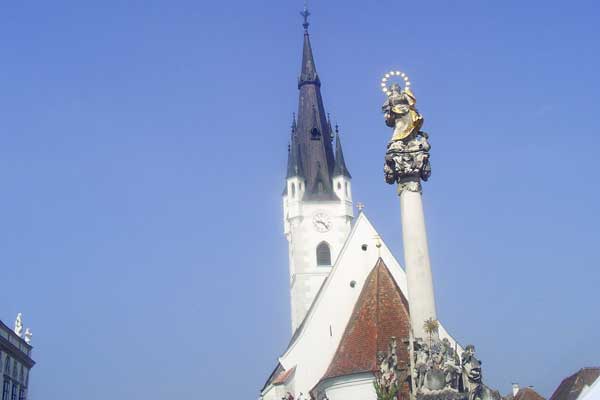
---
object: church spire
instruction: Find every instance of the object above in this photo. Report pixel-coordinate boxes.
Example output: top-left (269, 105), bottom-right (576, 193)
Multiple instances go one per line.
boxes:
top-left (298, 5), bottom-right (319, 87)
top-left (293, 6), bottom-right (336, 199)
top-left (333, 124), bottom-right (352, 178)
top-left (287, 114), bottom-right (304, 178)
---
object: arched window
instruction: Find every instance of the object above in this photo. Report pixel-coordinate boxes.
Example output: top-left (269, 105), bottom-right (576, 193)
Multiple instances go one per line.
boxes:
top-left (291, 183), bottom-right (296, 198)
top-left (337, 182), bottom-right (342, 190)
top-left (345, 182), bottom-right (349, 196)
top-left (316, 242), bottom-right (332, 266)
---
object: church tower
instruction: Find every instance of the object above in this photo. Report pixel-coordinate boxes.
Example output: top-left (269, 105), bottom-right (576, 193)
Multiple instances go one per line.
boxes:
top-left (282, 8), bottom-right (354, 333)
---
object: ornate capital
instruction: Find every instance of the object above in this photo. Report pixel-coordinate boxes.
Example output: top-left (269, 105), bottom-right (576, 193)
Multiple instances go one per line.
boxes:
top-left (384, 131), bottom-right (431, 194)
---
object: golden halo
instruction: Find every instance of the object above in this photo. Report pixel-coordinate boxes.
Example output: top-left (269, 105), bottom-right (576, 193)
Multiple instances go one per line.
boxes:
top-left (380, 70), bottom-right (411, 96)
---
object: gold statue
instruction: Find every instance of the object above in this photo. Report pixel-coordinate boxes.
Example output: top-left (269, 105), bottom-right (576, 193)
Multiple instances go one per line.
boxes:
top-left (382, 83), bottom-right (424, 142)
top-left (381, 72), bottom-right (431, 191)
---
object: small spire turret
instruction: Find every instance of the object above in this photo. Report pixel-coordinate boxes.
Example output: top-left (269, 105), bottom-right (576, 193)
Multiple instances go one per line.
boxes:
top-left (287, 114), bottom-right (304, 179)
top-left (333, 125), bottom-right (352, 178)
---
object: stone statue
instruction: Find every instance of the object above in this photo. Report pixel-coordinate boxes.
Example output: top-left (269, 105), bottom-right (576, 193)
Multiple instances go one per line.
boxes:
top-left (378, 351), bottom-right (390, 378)
top-left (414, 338), bottom-right (429, 390)
top-left (442, 338), bottom-right (461, 390)
top-left (14, 313), bottom-right (23, 337)
top-left (382, 80), bottom-right (431, 193)
top-left (461, 345), bottom-right (482, 400)
top-left (375, 337), bottom-right (409, 400)
top-left (24, 328), bottom-right (32, 345)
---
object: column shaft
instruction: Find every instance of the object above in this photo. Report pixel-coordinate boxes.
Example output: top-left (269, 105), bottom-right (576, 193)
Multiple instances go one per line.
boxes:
top-left (400, 189), bottom-right (437, 339)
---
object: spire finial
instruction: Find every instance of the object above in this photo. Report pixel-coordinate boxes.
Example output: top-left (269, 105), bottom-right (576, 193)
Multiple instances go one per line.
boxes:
top-left (300, 1), bottom-right (310, 31)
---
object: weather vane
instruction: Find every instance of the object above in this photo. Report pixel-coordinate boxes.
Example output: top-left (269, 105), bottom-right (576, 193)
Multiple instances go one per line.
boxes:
top-left (300, 1), bottom-right (310, 30)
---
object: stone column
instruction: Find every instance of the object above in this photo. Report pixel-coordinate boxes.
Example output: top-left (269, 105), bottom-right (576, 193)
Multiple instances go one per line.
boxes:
top-left (400, 187), bottom-right (437, 339)
top-left (381, 81), bottom-right (437, 340)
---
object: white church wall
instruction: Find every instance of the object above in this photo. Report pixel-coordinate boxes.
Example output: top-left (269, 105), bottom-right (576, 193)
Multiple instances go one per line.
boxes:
top-left (318, 373), bottom-right (377, 400)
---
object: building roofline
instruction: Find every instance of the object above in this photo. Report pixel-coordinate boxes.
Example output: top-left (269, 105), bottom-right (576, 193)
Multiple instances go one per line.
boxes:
top-left (0, 319), bottom-right (32, 351)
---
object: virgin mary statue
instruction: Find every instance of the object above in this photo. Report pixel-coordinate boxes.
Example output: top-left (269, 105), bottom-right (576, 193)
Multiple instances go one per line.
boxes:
top-left (382, 83), bottom-right (424, 142)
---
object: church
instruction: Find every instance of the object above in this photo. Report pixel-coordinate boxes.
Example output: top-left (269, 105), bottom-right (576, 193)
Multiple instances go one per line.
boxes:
top-left (258, 7), bottom-right (600, 400)
top-left (259, 9), bottom-right (462, 400)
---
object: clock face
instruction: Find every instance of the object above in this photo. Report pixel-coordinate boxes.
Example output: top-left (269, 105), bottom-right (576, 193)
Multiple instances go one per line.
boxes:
top-left (313, 212), bottom-right (332, 233)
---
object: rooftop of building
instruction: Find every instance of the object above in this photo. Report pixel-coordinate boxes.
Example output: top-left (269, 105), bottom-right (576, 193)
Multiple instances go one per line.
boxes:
top-left (549, 367), bottom-right (600, 400)
top-left (314, 258), bottom-right (411, 395)
top-left (0, 320), bottom-right (35, 368)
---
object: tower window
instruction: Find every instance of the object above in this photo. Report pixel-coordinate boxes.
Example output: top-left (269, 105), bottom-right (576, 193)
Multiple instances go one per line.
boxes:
top-left (337, 182), bottom-right (341, 190)
top-left (311, 127), bottom-right (321, 140)
top-left (345, 182), bottom-right (349, 196)
top-left (316, 242), bottom-right (332, 266)
top-left (291, 183), bottom-right (296, 198)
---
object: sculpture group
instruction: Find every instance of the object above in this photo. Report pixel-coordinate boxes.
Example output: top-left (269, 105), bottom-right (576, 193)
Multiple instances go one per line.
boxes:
top-left (13, 313), bottom-right (33, 345)
top-left (382, 79), bottom-right (431, 193)
top-left (375, 336), bottom-right (499, 400)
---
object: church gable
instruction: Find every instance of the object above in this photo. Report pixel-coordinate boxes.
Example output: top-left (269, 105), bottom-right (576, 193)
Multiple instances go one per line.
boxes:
top-left (276, 212), bottom-right (410, 394)
top-left (319, 259), bottom-right (411, 383)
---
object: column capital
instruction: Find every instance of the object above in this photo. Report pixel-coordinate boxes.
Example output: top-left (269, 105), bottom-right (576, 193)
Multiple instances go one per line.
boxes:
top-left (384, 132), bottom-right (431, 194)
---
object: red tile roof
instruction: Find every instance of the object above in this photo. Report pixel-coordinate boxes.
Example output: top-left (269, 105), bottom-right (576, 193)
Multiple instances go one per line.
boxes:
top-left (549, 367), bottom-right (600, 400)
top-left (273, 366), bottom-right (296, 386)
top-left (514, 387), bottom-right (545, 400)
top-left (318, 258), bottom-right (411, 386)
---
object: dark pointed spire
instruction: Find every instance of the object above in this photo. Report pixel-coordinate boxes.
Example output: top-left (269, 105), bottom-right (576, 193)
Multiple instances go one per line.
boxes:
top-left (333, 124), bottom-right (352, 178)
top-left (291, 7), bottom-right (337, 200)
top-left (287, 113), bottom-right (304, 179)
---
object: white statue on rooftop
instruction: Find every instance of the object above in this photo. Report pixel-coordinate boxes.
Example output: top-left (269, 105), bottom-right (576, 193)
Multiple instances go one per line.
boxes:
top-left (24, 328), bottom-right (32, 344)
top-left (14, 313), bottom-right (23, 337)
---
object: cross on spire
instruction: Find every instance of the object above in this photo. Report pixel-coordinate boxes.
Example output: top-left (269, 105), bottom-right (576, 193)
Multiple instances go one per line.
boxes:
top-left (300, 2), bottom-right (310, 31)
top-left (356, 202), bottom-right (365, 212)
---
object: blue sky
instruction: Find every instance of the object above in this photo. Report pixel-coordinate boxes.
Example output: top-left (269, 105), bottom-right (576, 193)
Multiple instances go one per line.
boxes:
top-left (1, 1), bottom-right (599, 398)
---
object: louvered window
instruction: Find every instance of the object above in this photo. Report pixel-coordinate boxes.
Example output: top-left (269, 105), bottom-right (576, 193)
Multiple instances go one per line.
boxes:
top-left (316, 242), bottom-right (331, 266)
